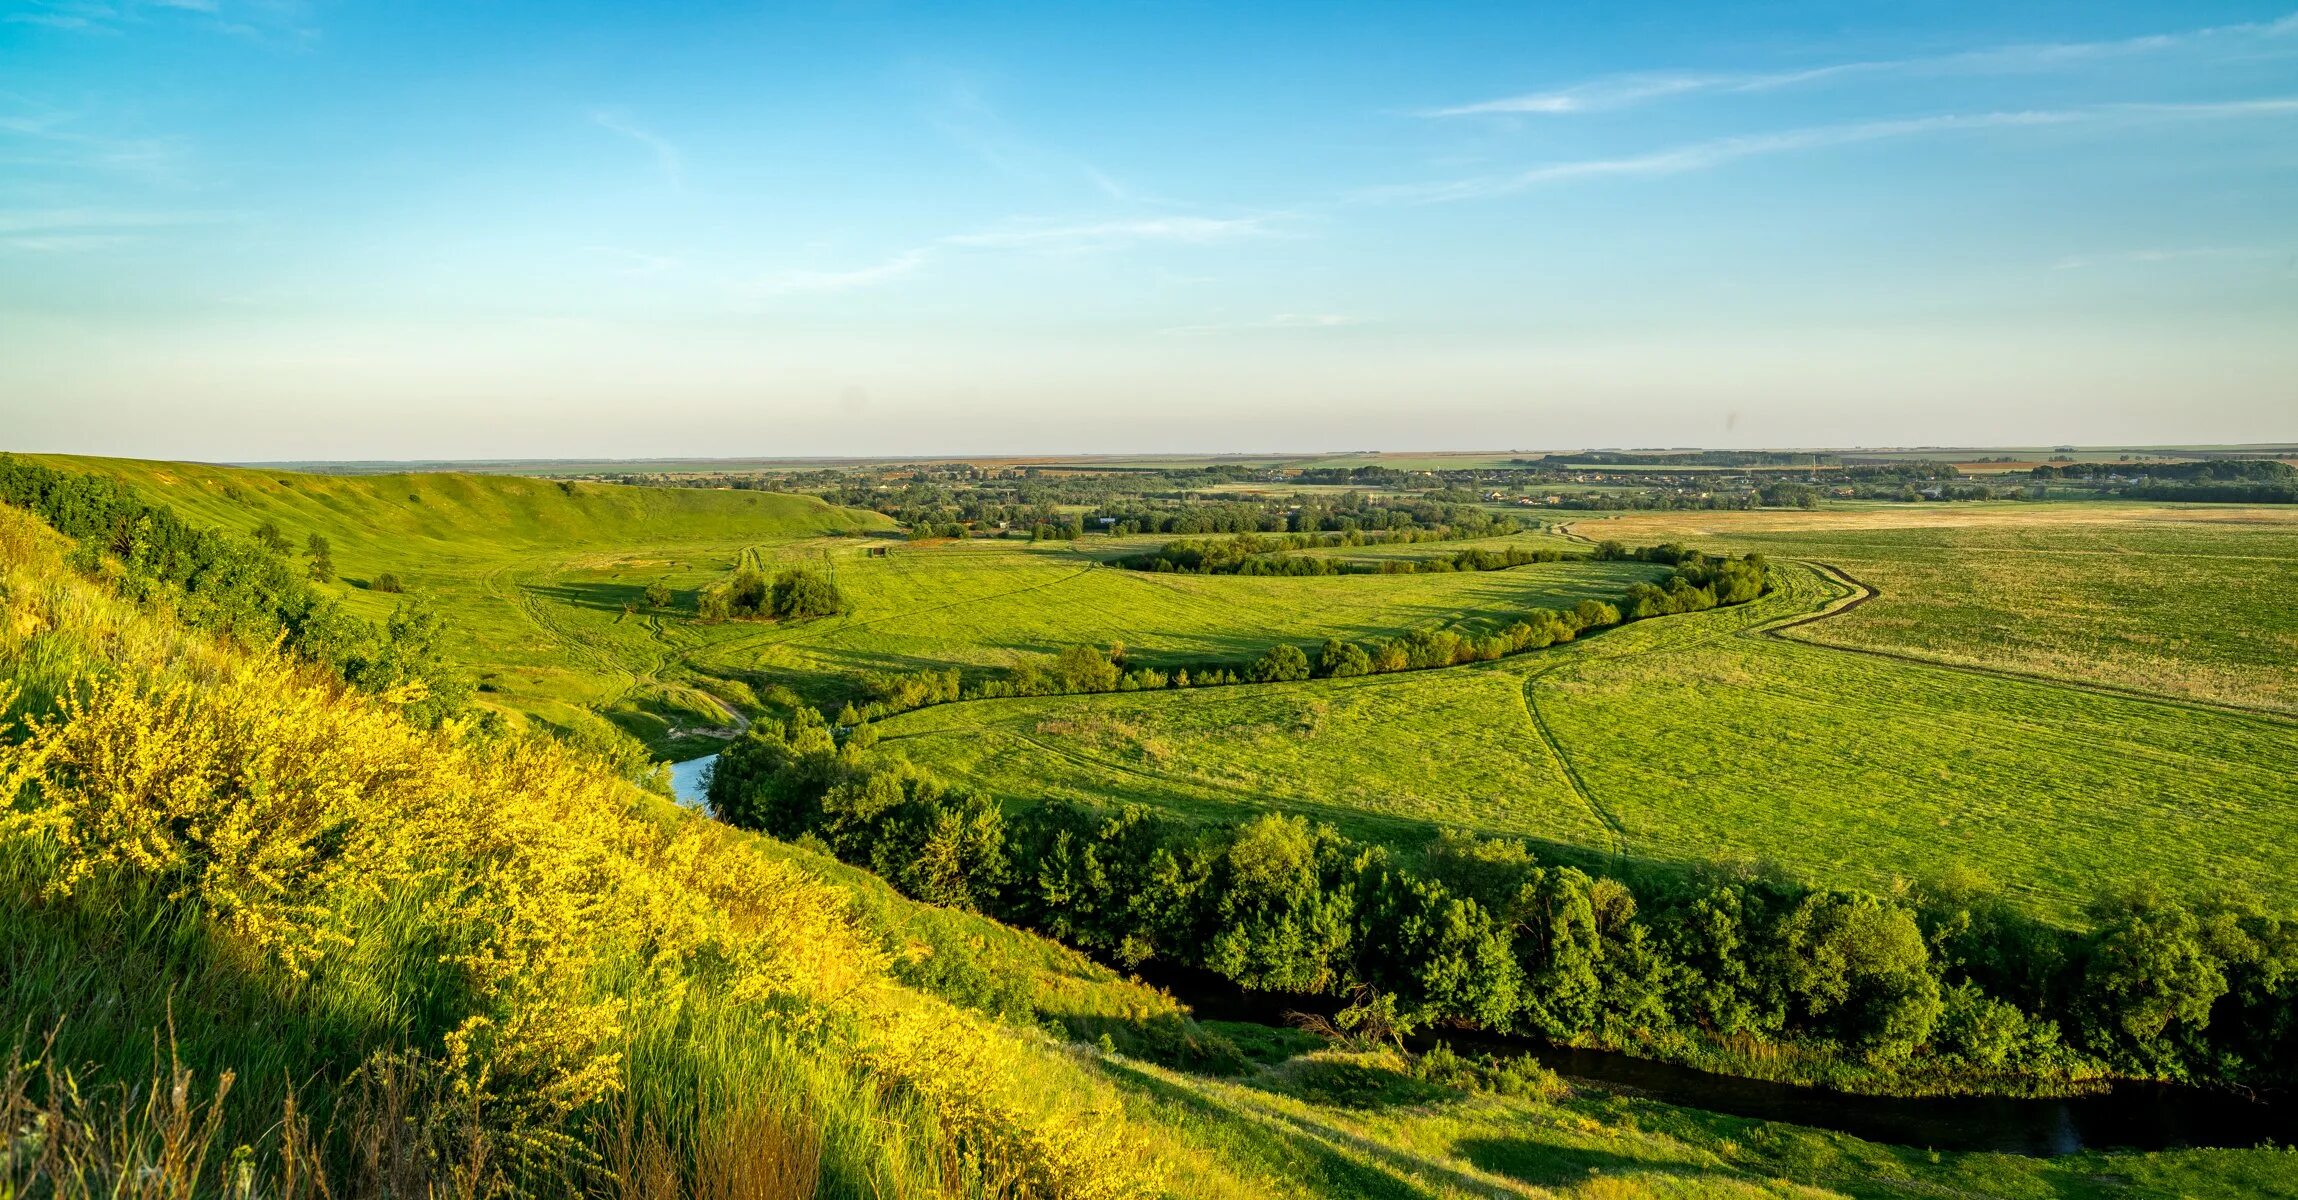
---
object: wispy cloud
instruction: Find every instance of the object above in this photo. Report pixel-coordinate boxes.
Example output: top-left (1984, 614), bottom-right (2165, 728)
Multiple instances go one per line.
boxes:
top-left (751, 214), bottom-right (1283, 298)
top-left (1160, 313), bottom-right (1365, 336)
top-left (4, 0), bottom-right (315, 44)
top-left (3, 2), bottom-right (124, 31)
top-left (583, 245), bottom-right (682, 275)
top-left (2050, 245), bottom-right (2281, 270)
top-left (1428, 11), bottom-right (2298, 117)
top-left (753, 249), bottom-right (932, 296)
top-left (0, 207), bottom-right (223, 252)
top-left (0, 110), bottom-right (188, 179)
top-left (944, 216), bottom-right (1277, 251)
top-left (1372, 97), bottom-right (2298, 203)
top-left (589, 109), bottom-right (684, 189)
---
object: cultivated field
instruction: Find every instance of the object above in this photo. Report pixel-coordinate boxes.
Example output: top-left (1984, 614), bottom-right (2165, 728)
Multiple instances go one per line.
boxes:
top-left (1567, 502), bottom-right (2298, 713)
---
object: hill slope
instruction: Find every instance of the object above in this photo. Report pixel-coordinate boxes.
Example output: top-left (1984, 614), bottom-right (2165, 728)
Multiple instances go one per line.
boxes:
top-left (28, 454), bottom-right (895, 554)
top-left (4, 497), bottom-right (2293, 1197)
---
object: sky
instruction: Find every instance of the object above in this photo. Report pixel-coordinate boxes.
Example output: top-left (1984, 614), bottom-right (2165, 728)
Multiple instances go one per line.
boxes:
top-left (2, 0), bottom-right (2294, 460)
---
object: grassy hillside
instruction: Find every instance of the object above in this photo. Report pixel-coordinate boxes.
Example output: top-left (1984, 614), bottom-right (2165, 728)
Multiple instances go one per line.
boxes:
top-left (1570, 502), bottom-right (2298, 713)
top-left (28, 454), bottom-right (894, 554)
top-left (681, 538), bottom-right (1659, 681)
top-left (5, 498), bottom-right (2291, 1198)
top-left (879, 560), bottom-right (2298, 924)
top-left (31, 456), bottom-right (1664, 756)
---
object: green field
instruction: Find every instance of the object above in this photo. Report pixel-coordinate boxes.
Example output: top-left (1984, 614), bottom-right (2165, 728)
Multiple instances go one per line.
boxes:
top-left (1574, 503), bottom-right (2298, 713)
top-left (14, 454), bottom-right (2298, 1190)
top-left (47, 456), bottom-right (2298, 923)
top-left (877, 559), bottom-right (2298, 924)
top-left (37, 456), bottom-right (1659, 751)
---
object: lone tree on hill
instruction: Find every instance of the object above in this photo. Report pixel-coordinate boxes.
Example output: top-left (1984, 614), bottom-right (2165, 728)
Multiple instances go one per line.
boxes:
top-left (305, 532), bottom-right (335, 582)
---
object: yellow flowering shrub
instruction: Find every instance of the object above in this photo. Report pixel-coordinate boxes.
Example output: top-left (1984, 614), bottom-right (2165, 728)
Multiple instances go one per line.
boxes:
top-left (0, 504), bottom-right (1166, 1198)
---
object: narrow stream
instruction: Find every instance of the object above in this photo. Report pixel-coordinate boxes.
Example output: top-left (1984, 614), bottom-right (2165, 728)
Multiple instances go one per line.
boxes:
top-left (1146, 965), bottom-right (2296, 1157)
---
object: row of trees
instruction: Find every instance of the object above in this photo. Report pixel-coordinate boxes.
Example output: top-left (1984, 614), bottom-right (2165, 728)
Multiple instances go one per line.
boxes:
top-left (826, 551), bottom-right (1763, 723)
top-left (1119, 533), bottom-right (1571, 576)
top-left (705, 527), bottom-right (2298, 1088)
top-left (709, 724), bottom-right (2298, 1092)
top-left (0, 456), bottom-right (467, 725)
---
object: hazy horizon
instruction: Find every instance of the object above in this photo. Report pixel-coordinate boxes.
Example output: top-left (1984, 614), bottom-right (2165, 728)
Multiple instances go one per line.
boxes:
top-left (5, 0), bottom-right (2294, 459)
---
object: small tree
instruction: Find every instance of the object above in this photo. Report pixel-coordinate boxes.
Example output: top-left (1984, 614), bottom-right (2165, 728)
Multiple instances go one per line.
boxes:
top-left (305, 532), bottom-right (334, 582)
top-left (643, 581), bottom-right (673, 609)
top-left (1248, 642), bottom-right (1312, 683)
top-left (770, 568), bottom-right (843, 620)
top-left (252, 521), bottom-right (291, 555)
top-left (370, 572), bottom-right (405, 593)
top-left (1317, 638), bottom-right (1371, 678)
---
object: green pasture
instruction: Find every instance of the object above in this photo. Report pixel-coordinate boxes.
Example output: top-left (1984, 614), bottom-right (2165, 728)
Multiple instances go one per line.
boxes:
top-left (37, 456), bottom-right (1660, 751)
top-left (1574, 503), bottom-right (2298, 713)
top-left (878, 562), bottom-right (2298, 924)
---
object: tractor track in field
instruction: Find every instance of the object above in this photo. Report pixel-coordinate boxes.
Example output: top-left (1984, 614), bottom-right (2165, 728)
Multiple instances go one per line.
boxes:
top-left (1755, 560), bottom-right (2297, 727)
top-left (1513, 666), bottom-right (1623, 856)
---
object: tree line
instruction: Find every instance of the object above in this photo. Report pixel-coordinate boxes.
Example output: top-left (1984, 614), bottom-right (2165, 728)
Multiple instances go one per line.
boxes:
top-left (0, 456), bottom-right (467, 725)
top-left (709, 720), bottom-right (2298, 1095)
top-left (1117, 531), bottom-right (1571, 576)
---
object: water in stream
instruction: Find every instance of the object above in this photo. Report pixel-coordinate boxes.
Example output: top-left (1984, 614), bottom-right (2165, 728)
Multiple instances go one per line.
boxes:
top-left (670, 753), bottom-right (716, 808)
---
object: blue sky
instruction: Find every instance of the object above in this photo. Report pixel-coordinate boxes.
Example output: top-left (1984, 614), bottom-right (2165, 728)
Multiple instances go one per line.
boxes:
top-left (2, 0), bottom-right (2294, 459)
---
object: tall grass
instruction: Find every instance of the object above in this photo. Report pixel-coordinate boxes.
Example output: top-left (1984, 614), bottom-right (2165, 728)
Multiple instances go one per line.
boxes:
top-left (0, 505), bottom-right (1178, 1198)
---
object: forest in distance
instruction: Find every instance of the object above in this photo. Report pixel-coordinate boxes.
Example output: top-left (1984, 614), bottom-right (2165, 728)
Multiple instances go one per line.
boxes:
top-left (2, 446), bottom-right (2295, 1199)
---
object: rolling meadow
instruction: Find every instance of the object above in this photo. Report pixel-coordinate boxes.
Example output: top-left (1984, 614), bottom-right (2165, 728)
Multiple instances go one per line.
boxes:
top-left (7, 452), bottom-right (2298, 1196)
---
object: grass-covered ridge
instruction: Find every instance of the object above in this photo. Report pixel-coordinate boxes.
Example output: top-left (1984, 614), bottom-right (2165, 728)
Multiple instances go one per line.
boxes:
top-left (0, 502), bottom-right (1245, 1197)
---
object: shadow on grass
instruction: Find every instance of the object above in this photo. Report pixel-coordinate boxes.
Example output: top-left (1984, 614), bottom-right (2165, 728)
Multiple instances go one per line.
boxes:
top-left (1086, 1056), bottom-right (1444, 1200)
top-left (1455, 1138), bottom-right (1714, 1188)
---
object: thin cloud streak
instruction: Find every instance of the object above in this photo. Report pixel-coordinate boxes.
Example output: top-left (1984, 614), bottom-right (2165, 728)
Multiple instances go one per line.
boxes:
top-left (1428, 10), bottom-right (2298, 116)
top-left (753, 249), bottom-right (930, 296)
top-left (750, 214), bottom-right (1283, 297)
top-left (1159, 313), bottom-right (1364, 336)
top-left (2051, 245), bottom-right (2279, 270)
top-left (943, 216), bottom-right (1276, 250)
top-left (1372, 97), bottom-right (2298, 203)
top-left (589, 109), bottom-right (684, 189)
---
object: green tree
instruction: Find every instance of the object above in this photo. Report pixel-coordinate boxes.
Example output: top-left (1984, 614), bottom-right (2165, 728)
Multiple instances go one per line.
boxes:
top-left (1248, 642), bottom-right (1311, 682)
top-left (1780, 892), bottom-right (1943, 1061)
top-left (643, 580), bottom-right (673, 609)
top-left (2080, 887), bottom-right (2228, 1070)
top-left (1052, 645), bottom-right (1120, 692)
top-left (1317, 638), bottom-right (1372, 678)
top-left (251, 521), bottom-right (291, 555)
top-left (304, 532), bottom-right (334, 582)
top-left (770, 567), bottom-right (843, 619)
top-left (1206, 814), bottom-right (1353, 992)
